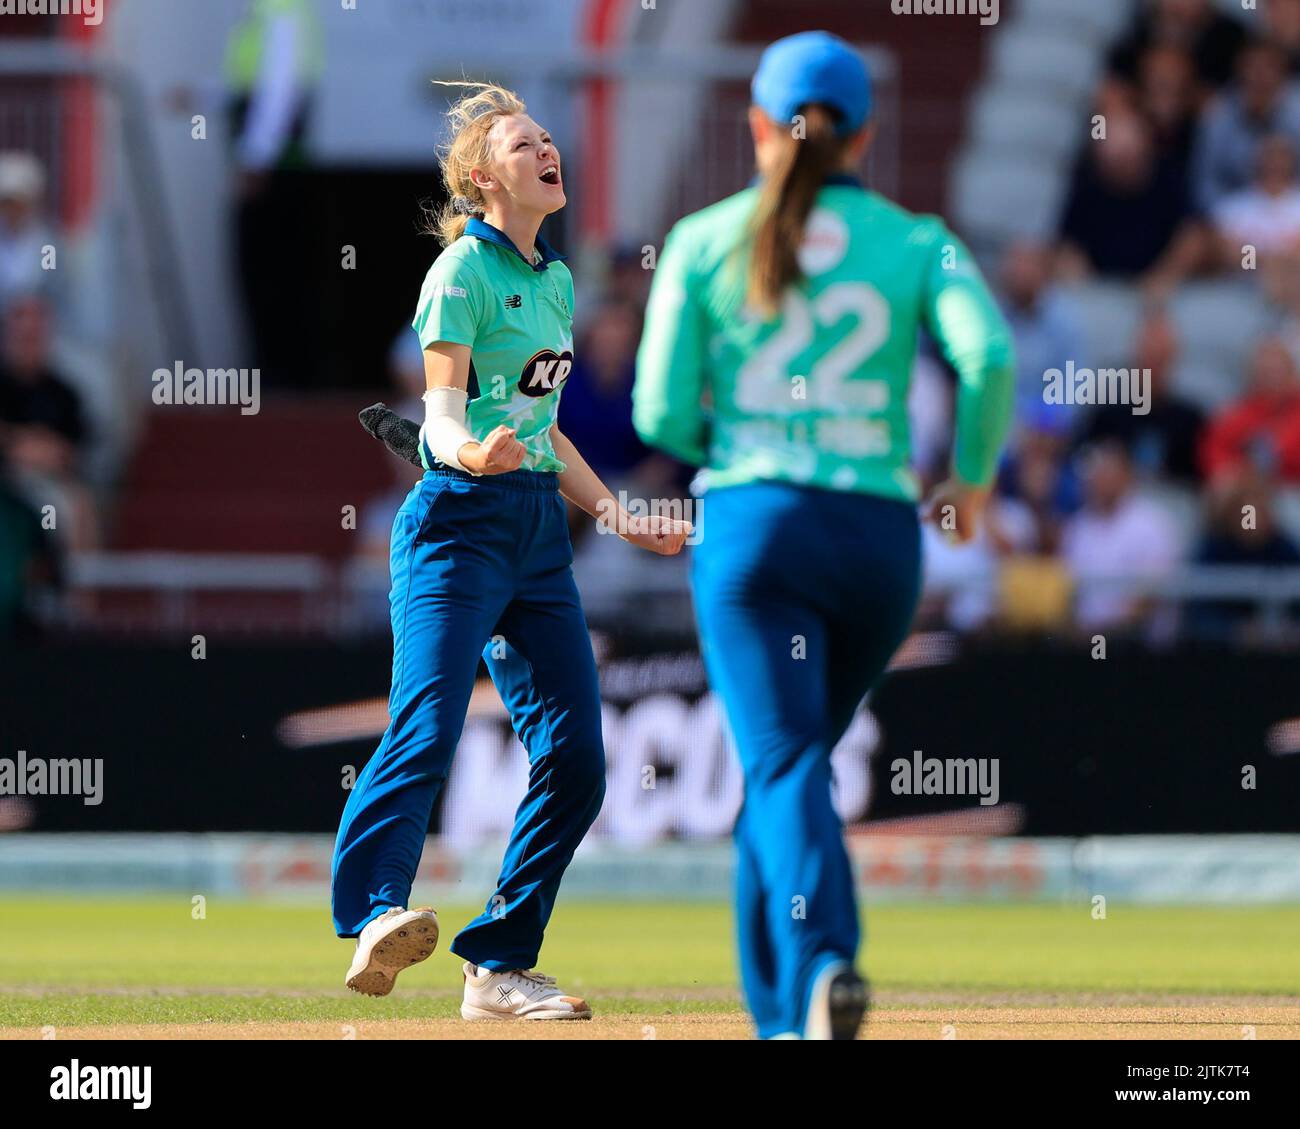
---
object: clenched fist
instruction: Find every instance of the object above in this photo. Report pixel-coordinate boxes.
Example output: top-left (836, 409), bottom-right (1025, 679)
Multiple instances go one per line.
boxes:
top-left (619, 513), bottom-right (694, 556)
top-left (460, 425), bottom-right (527, 476)
top-left (923, 478), bottom-right (990, 545)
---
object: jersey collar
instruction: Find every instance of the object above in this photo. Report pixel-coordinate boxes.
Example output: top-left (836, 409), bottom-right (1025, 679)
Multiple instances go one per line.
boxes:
top-left (465, 217), bottom-right (566, 272)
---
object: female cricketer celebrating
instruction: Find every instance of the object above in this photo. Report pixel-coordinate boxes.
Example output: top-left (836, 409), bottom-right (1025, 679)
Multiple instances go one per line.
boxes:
top-left (333, 82), bottom-right (689, 1020)
top-left (633, 32), bottom-right (1015, 1039)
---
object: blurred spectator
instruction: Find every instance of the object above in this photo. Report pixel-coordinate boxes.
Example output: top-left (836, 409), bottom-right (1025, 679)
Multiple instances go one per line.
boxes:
top-left (1187, 468), bottom-right (1300, 639)
top-left (1079, 306), bottom-right (1204, 484)
top-left (1264, 0), bottom-right (1300, 75)
top-left (1211, 134), bottom-right (1300, 281)
top-left (1135, 45), bottom-right (1202, 180)
top-left (1201, 337), bottom-right (1300, 481)
top-left (351, 329), bottom-right (425, 624)
top-left (0, 295), bottom-right (84, 463)
top-left (999, 428), bottom-right (1081, 556)
top-left (226, 0), bottom-right (321, 180)
top-left (1107, 0), bottom-right (1247, 94)
top-left (387, 326), bottom-right (426, 420)
top-left (1273, 261), bottom-right (1300, 362)
top-left (998, 240), bottom-right (1086, 431)
top-left (359, 328), bottom-right (428, 542)
top-left (921, 496), bottom-right (1037, 631)
top-left (603, 244), bottom-right (655, 308)
top-left (1193, 38), bottom-right (1300, 212)
top-left (1057, 111), bottom-right (1206, 291)
top-left (0, 152), bottom-right (54, 317)
top-left (0, 462), bottom-right (58, 643)
top-left (0, 294), bottom-right (96, 551)
top-left (226, 0), bottom-right (323, 386)
top-left (560, 296), bottom-right (672, 488)
top-left (1062, 440), bottom-right (1182, 629)
top-left (560, 296), bottom-right (691, 607)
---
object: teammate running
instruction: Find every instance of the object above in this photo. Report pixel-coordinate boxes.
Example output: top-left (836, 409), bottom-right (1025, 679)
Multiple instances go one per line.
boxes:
top-left (632, 32), bottom-right (1015, 1039)
top-left (333, 82), bottom-right (690, 1021)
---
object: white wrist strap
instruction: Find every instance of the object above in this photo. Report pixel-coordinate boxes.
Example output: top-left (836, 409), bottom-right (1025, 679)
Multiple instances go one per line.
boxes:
top-left (421, 386), bottom-right (479, 474)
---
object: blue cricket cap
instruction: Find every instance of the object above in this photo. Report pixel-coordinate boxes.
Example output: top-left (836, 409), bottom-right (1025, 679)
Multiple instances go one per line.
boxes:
top-left (752, 31), bottom-right (872, 137)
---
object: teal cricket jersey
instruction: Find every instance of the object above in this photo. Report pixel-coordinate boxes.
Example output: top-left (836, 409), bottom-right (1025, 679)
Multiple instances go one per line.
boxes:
top-left (632, 177), bottom-right (1015, 501)
top-left (412, 218), bottom-right (576, 474)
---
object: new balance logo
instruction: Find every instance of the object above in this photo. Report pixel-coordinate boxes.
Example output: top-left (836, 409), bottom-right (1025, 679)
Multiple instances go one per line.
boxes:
top-left (504, 294), bottom-right (522, 309)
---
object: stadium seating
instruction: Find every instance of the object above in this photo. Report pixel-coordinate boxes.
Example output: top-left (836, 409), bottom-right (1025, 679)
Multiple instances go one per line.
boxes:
top-left (111, 400), bottom-right (395, 558)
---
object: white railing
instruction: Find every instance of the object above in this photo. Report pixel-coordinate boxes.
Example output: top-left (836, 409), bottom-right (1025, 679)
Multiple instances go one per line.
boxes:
top-left (45, 550), bottom-right (1300, 641)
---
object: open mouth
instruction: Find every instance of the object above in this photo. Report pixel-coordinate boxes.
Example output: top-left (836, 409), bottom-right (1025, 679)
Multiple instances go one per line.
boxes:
top-left (539, 165), bottom-right (561, 187)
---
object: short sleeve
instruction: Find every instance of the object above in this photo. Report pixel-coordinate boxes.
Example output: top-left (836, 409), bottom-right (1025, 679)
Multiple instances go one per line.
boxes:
top-left (412, 252), bottom-right (485, 350)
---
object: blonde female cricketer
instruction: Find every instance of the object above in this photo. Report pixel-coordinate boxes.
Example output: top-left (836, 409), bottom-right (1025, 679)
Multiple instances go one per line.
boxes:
top-left (633, 32), bottom-right (1016, 1039)
top-left (332, 83), bottom-right (690, 1021)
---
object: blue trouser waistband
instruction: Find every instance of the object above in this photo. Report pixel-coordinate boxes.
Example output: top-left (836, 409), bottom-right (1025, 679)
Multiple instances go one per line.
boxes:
top-left (426, 466), bottom-right (559, 493)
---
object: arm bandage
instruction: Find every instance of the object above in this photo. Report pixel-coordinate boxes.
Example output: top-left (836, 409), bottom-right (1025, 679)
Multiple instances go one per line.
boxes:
top-left (421, 386), bottom-right (479, 474)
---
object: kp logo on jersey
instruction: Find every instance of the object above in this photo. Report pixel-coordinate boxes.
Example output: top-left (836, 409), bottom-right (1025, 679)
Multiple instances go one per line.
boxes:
top-left (519, 348), bottom-right (574, 397)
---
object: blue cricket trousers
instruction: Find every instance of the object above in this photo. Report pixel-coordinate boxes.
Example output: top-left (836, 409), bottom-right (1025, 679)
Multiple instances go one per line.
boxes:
top-left (691, 481), bottom-right (921, 1038)
top-left (331, 466), bottom-right (606, 971)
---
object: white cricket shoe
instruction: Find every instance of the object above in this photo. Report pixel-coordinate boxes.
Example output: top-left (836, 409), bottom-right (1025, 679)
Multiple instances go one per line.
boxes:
top-left (460, 962), bottom-right (592, 1021)
top-left (345, 907), bottom-right (439, 997)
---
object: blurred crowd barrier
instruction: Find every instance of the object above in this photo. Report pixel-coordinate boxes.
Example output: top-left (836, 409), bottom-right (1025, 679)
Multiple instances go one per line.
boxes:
top-left (36, 540), bottom-right (1300, 646)
top-left (2, 832), bottom-right (1298, 904)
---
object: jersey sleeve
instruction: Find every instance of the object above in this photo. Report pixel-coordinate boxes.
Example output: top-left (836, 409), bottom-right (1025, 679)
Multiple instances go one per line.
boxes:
top-left (633, 223), bottom-right (710, 465)
top-left (920, 224), bottom-right (1016, 487)
top-left (412, 251), bottom-right (486, 350)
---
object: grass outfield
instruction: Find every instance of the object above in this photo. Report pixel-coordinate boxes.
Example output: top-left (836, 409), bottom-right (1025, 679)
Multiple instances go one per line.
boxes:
top-left (0, 898), bottom-right (1297, 1038)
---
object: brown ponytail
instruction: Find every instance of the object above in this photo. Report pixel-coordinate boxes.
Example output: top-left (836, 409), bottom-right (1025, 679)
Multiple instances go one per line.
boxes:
top-left (746, 105), bottom-right (846, 315)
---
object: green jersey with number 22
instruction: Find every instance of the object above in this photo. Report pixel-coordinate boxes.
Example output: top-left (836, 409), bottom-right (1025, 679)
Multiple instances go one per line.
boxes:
top-left (633, 180), bottom-right (1015, 502)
